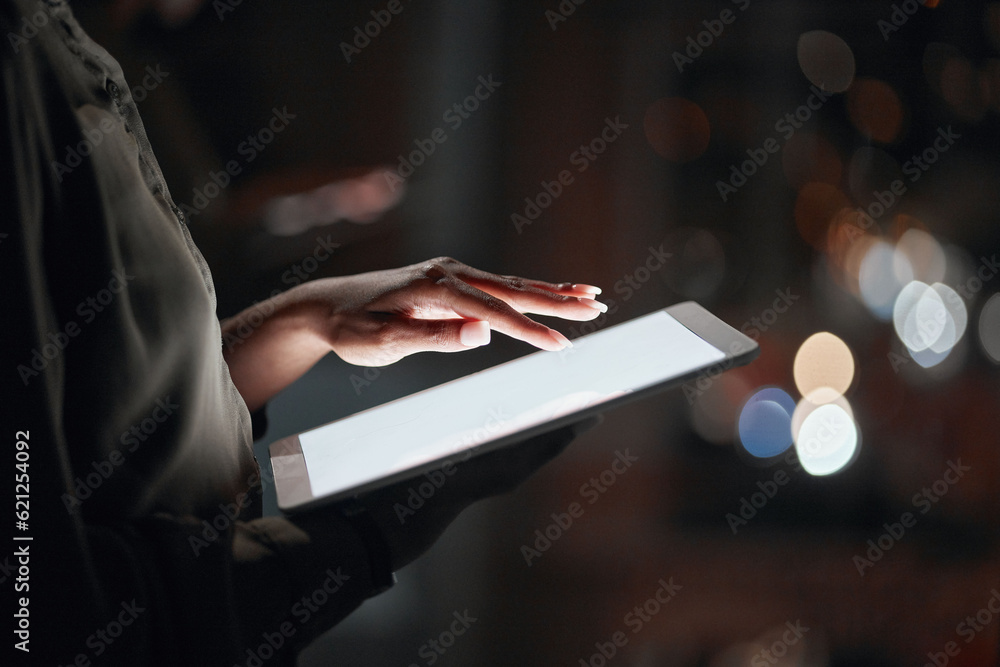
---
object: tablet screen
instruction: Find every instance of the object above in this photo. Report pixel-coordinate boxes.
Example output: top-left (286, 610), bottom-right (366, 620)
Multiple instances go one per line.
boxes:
top-left (297, 310), bottom-right (726, 500)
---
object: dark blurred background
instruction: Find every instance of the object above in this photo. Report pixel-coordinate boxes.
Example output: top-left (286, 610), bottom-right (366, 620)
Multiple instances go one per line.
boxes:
top-left (75, 0), bottom-right (1000, 664)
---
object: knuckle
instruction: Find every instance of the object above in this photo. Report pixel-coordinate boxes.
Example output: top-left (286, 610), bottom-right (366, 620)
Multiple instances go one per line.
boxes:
top-left (422, 256), bottom-right (459, 281)
top-left (503, 276), bottom-right (526, 291)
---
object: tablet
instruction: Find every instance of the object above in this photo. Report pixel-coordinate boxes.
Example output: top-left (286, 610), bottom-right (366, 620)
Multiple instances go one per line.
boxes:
top-left (270, 301), bottom-right (758, 512)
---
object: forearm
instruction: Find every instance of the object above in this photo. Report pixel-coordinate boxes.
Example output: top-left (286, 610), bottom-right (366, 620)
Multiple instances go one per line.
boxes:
top-left (222, 286), bottom-right (333, 412)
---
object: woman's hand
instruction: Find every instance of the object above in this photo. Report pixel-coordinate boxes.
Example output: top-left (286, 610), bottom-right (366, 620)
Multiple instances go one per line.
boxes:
top-left (293, 256), bottom-right (606, 366)
top-left (222, 257), bottom-right (606, 411)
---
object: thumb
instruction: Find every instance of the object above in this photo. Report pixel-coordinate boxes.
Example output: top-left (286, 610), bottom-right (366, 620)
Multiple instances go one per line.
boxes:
top-left (390, 318), bottom-right (492, 355)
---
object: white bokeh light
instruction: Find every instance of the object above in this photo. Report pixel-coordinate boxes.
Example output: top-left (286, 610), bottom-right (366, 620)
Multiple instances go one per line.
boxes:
top-left (979, 293), bottom-right (1000, 363)
top-left (892, 281), bottom-right (968, 366)
top-left (896, 228), bottom-right (946, 284)
top-left (860, 240), bottom-right (912, 320)
top-left (793, 402), bottom-right (859, 476)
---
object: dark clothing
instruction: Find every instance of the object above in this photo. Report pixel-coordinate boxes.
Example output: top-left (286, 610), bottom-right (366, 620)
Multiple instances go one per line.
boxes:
top-left (1, 1), bottom-right (379, 663)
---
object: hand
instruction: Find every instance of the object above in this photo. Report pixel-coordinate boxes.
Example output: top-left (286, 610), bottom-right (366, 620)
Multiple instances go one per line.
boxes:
top-left (288, 256), bottom-right (607, 366)
top-left (223, 257), bottom-right (605, 411)
top-left (351, 417), bottom-right (601, 572)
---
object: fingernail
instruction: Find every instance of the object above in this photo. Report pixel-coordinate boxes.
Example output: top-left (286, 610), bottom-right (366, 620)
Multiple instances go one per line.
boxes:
top-left (573, 284), bottom-right (602, 295)
top-left (550, 330), bottom-right (573, 349)
top-left (580, 299), bottom-right (609, 313)
top-left (460, 320), bottom-right (491, 347)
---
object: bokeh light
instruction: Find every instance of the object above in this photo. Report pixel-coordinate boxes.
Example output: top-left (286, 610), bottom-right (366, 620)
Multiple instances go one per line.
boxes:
top-left (797, 31), bottom-right (856, 93)
top-left (738, 388), bottom-right (796, 458)
top-left (941, 52), bottom-right (988, 121)
top-left (892, 281), bottom-right (969, 366)
top-left (847, 78), bottom-right (905, 144)
top-left (859, 240), bottom-right (912, 320)
top-left (978, 293), bottom-right (1000, 363)
top-left (895, 227), bottom-right (947, 284)
top-left (795, 182), bottom-right (850, 249)
top-left (793, 332), bottom-right (855, 404)
top-left (662, 227), bottom-right (726, 298)
top-left (924, 43), bottom-right (987, 121)
top-left (836, 221), bottom-right (878, 296)
top-left (793, 401), bottom-right (860, 476)
top-left (643, 97), bottom-right (711, 163)
top-left (791, 392), bottom-right (855, 442)
top-left (263, 171), bottom-right (405, 236)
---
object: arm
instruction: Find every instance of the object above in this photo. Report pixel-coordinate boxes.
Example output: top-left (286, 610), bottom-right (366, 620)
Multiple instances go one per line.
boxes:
top-left (222, 257), bottom-right (607, 412)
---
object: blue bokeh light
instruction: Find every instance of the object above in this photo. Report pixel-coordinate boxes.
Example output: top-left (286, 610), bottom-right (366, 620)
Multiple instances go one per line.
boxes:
top-left (738, 388), bottom-right (795, 458)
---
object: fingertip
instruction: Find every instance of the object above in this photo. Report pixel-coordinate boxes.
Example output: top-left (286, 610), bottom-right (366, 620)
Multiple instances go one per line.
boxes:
top-left (572, 284), bottom-right (603, 295)
top-left (460, 320), bottom-right (491, 347)
top-left (579, 298), bottom-right (609, 313)
top-left (549, 330), bottom-right (573, 349)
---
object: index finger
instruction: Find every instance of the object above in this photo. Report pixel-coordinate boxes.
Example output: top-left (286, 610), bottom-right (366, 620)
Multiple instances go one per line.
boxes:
top-left (431, 277), bottom-right (574, 351)
top-left (454, 268), bottom-right (607, 320)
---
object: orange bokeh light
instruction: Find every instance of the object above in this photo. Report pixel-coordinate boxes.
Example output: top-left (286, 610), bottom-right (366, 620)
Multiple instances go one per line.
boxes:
top-left (643, 97), bottom-right (711, 163)
top-left (847, 78), bottom-right (905, 144)
top-left (794, 182), bottom-right (850, 250)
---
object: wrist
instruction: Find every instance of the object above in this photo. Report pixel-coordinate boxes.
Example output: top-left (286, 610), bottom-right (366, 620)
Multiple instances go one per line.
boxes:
top-left (278, 279), bottom-right (344, 348)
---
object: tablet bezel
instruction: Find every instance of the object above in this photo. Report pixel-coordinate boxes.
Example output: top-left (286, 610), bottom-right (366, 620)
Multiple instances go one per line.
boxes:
top-left (269, 301), bottom-right (758, 512)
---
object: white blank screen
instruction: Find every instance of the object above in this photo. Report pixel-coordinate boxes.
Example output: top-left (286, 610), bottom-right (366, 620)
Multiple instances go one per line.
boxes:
top-left (299, 311), bottom-right (725, 499)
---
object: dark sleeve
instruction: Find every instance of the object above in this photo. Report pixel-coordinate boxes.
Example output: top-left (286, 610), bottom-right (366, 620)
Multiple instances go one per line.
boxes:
top-left (251, 406), bottom-right (270, 441)
top-left (0, 4), bottom-right (383, 664)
